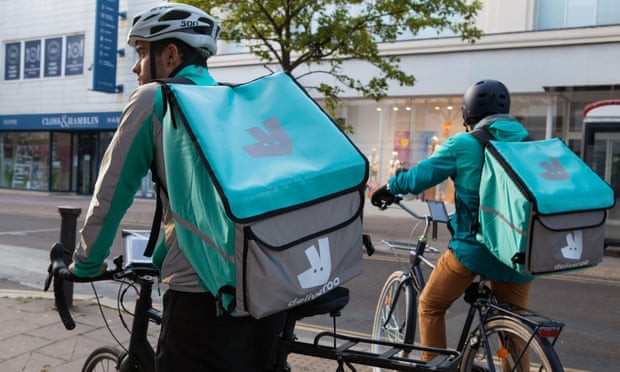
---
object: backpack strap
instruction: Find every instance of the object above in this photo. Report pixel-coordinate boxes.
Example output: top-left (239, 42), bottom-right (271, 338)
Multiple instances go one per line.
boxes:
top-left (469, 127), bottom-right (496, 234)
top-left (470, 126), bottom-right (496, 145)
top-left (469, 126), bottom-right (532, 235)
top-left (471, 126), bottom-right (534, 144)
top-left (143, 78), bottom-right (196, 257)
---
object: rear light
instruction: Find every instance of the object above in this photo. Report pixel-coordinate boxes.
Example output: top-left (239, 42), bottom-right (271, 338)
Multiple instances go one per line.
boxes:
top-left (537, 327), bottom-right (561, 339)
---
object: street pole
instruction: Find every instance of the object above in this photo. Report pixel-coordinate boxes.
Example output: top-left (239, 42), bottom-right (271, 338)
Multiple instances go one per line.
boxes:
top-left (58, 206), bottom-right (81, 307)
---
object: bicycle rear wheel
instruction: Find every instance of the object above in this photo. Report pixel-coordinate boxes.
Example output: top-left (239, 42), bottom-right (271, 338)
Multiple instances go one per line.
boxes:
top-left (371, 270), bottom-right (416, 370)
top-left (460, 316), bottom-right (564, 372)
top-left (82, 346), bottom-right (122, 372)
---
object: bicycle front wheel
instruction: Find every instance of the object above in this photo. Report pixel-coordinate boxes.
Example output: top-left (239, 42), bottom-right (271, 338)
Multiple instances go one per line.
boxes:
top-left (82, 346), bottom-right (122, 372)
top-left (372, 271), bottom-right (416, 355)
top-left (460, 316), bottom-right (564, 372)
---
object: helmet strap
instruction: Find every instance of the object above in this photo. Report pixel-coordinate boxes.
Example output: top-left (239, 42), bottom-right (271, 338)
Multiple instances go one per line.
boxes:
top-left (149, 43), bottom-right (158, 81)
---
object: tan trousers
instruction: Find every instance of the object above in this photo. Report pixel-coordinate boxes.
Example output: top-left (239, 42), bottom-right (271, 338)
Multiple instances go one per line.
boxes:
top-left (418, 249), bottom-right (533, 363)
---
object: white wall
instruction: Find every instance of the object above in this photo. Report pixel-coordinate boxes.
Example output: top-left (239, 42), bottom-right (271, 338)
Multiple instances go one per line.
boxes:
top-left (0, 0), bottom-right (154, 115)
top-left (2, 1), bottom-right (619, 117)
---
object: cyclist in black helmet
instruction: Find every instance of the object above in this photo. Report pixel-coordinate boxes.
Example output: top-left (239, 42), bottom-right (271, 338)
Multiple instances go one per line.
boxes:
top-left (371, 79), bottom-right (534, 363)
top-left (70, 4), bottom-right (284, 371)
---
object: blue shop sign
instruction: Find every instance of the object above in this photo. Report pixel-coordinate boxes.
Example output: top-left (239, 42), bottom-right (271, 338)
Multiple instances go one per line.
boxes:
top-left (0, 112), bottom-right (121, 131)
top-left (92, 0), bottom-right (120, 93)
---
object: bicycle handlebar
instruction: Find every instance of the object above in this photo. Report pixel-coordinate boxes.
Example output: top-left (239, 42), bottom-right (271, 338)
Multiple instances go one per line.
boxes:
top-left (44, 242), bottom-right (121, 330)
top-left (392, 196), bottom-right (429, 220)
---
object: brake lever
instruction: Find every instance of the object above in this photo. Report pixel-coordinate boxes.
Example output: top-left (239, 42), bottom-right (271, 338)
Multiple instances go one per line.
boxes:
top-left (43, 263), bottom-right (53, 292)
top-left (44, 242), bottom-right (66, 292)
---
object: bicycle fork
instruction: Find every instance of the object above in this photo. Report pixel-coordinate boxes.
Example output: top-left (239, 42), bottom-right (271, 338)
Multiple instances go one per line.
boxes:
top-left (381, 275), bottom-right (417, 345)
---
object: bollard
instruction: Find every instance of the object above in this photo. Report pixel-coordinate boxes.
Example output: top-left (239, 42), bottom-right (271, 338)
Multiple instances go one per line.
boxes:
top-left (58, 206), bottom-right (82, 308)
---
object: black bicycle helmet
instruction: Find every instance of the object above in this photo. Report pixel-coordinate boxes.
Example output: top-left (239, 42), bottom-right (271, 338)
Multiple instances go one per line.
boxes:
top-left (461, 80), bottom-right (510, 127)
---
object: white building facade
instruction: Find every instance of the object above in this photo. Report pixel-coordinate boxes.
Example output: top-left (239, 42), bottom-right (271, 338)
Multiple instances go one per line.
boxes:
top-left (1, 0), bottom-right (619, 196)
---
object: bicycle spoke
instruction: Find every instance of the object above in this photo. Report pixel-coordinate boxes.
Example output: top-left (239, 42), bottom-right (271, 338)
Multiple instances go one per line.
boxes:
top-left (461, 317), bottom-right (563, 372)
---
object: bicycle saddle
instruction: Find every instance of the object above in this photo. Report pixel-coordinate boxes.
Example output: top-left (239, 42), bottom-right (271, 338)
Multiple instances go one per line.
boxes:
top-left (288, 287), bottom-right (349, 321)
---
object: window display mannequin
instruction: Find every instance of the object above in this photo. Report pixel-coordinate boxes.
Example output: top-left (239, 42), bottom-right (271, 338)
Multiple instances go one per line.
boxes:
top-left (368, 147), bottom-right (378, 182)
top-left (388, 151), bottom-right (402, 178)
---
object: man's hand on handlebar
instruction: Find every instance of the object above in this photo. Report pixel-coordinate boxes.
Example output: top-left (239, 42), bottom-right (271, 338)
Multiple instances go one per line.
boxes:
top-left (371, 184), bottom-right (396, 210)
top-left (68, 262), bottom-right (108, 277)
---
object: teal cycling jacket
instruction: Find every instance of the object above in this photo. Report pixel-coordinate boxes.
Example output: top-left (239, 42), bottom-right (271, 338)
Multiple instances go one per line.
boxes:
top-left (388, 114), bottom-right (534, 283)
top-left (73, 65), bottom-right (217, 292)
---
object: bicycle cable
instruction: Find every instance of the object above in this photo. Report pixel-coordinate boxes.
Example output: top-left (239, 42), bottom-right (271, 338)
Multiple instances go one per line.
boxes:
top-left (388, 218), bottom-right (423, 273)
top-left (116, 279), bottom-right (139, 332)
top-left (89, 281), bottom-right (129, 353)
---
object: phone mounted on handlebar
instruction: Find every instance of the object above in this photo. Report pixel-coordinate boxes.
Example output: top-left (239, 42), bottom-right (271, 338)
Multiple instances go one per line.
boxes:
top-left (426, 199), bottom-right (450, 223)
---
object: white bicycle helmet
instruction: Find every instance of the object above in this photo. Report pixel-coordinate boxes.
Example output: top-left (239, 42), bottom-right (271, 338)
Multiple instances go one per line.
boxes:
top-left (128, 3), bottom-right (220, 57)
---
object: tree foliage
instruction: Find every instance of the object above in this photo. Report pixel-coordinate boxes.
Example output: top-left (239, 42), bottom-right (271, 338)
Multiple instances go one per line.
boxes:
top-left (180, 0), bottom-right (482, 114)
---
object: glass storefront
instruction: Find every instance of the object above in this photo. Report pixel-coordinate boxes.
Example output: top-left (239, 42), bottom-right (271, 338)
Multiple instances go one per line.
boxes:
top-left (1, 130), bottom-right (124, 194)
top-left (50, 132), bottom-right (72, 191)
top-left (1, 89), bottom-right (617, 199)
top-left (343, 90), bottom-right (616, 202)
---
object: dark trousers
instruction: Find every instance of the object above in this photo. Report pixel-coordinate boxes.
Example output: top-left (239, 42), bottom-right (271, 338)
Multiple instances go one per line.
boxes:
top-left (156, 289), bottom-right (286, 372)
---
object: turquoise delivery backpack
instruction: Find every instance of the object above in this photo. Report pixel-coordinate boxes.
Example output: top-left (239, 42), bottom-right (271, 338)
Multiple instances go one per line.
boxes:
top-left (157, 72), bottom-right (367, 318)
top-left (473, 129), bottom-right (615, 275)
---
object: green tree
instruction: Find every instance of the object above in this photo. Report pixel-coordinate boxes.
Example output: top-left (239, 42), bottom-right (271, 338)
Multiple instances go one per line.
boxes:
top-left (181, 0), bottom-right (482, 116)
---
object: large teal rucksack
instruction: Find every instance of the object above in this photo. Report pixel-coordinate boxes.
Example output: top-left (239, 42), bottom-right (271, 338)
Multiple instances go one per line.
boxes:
top-left (472, 128), bottom-right (615, 275)
top-left (154, 72), bottom-right (367, 318)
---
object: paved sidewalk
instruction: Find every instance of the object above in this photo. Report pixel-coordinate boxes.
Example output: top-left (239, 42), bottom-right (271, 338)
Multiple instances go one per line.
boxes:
top-left (0, 287), bottom-right (374, 372)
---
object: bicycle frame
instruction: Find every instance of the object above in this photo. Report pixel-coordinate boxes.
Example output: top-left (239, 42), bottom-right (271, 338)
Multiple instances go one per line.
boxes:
top-left (273, 286), bottom-right (462, 372)
top-left (121, 274), bottom-right (161, 371)
top-left (378, 200), bottom-right (439, 344)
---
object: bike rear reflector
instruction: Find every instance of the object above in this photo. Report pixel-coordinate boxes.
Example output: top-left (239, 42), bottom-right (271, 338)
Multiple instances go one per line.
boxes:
top-left (537, 327), bottom-right (561, 339)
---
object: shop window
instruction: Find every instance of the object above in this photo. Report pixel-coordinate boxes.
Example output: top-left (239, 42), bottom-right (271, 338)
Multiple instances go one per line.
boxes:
top-left (1, 133), bottom-right (14, 187)
top-left (0, 132), bottom-right (49, 190)
top-left (535, 0), bottom-right (620, 30)
top-left (51, 132), bottom-right (72, 191)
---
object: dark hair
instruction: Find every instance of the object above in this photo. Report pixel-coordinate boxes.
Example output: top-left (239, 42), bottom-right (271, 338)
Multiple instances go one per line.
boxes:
top-left (151, 38), bottom-right (207, 67)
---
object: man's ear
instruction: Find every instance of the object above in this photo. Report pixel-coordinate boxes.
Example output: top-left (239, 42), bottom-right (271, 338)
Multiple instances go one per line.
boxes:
top-left (165, 43), bottom-right (182, 67)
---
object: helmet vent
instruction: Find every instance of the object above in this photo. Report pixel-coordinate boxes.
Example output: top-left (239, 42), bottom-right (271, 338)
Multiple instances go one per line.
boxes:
top-left (142, 14), bottom-right (159, 23)
top-left (151, 25), bottom-right (169, 34)
top-left (194, 26), bottom-right (213, 35)
top-left (160, 10), bottom-right (191, 21)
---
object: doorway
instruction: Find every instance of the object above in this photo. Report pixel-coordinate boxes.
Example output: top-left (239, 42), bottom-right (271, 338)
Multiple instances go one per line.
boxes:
top-left (75, 133), bottom-right (97, 194)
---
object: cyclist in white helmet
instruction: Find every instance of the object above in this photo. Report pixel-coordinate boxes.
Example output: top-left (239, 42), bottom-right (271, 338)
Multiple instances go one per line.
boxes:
top-left (70, 4), bottom-right (285, 371)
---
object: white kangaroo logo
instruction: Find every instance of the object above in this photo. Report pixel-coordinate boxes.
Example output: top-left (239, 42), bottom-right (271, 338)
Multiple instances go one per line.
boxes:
top-left (297, 238), bottom-right (332, 289)
top-left (561, 230), bottom-right (583, 260)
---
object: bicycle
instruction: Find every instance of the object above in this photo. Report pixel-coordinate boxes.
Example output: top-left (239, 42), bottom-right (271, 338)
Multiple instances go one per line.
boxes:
top-left (44, 239), bottom-right (162, 372)
top-left (45, 205), bottom-right (562, 372)
top-left (45, 236), bottom-right (462, 371)
top-left (371, 197), bottom-right (565, 371)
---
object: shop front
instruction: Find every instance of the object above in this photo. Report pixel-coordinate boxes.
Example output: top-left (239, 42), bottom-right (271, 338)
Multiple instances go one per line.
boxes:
top-left (344, 88), bottom-right (619, 203)
top-left (0, 111), bottom-right (119, 194)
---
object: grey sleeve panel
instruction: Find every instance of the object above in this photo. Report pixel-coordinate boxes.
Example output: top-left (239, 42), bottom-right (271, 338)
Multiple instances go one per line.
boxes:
top-left (73, 84), bottom-right (159, 276)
